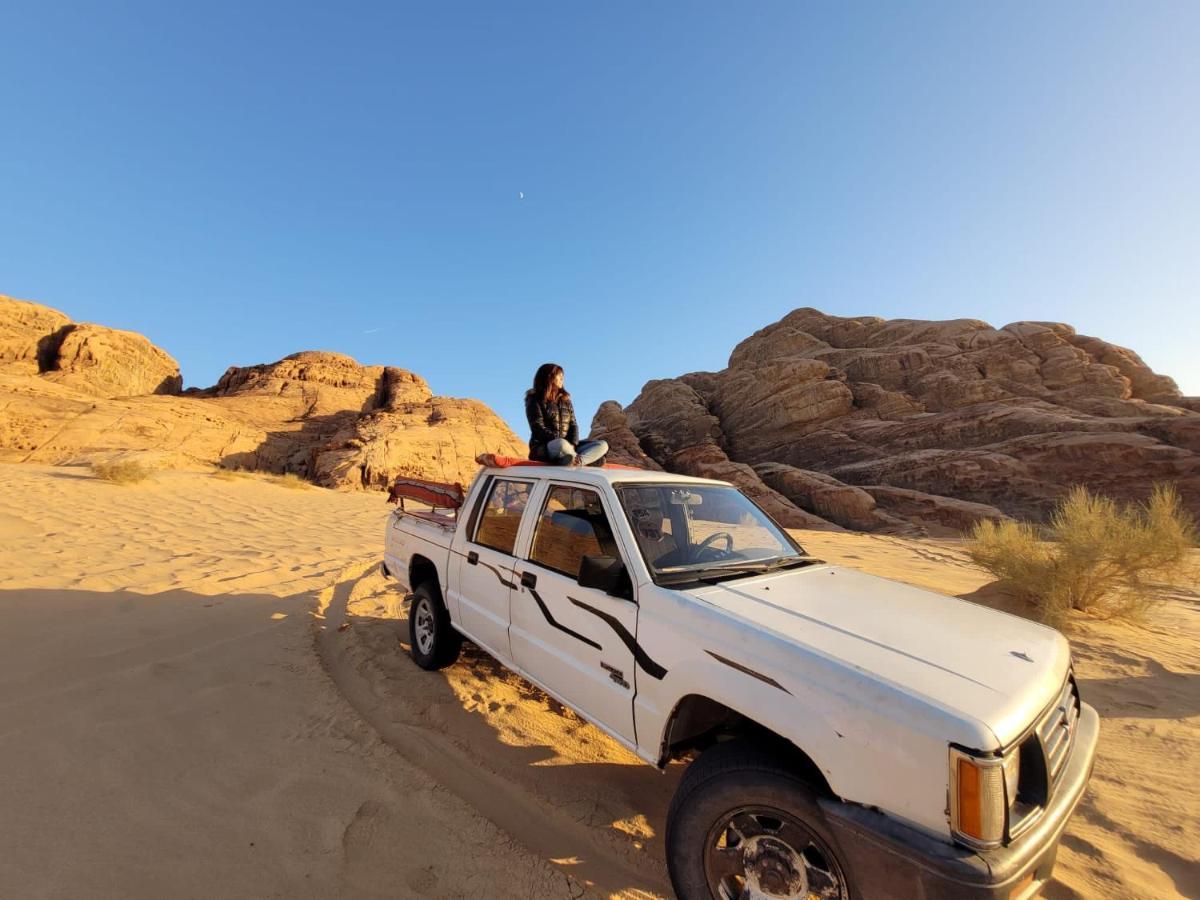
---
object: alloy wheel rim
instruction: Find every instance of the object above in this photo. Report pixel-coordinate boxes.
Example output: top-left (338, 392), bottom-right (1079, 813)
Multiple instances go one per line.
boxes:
top-left (414, 597), bottom-right (435, 654)
top-left (703, 806), bottom-right (848, 900)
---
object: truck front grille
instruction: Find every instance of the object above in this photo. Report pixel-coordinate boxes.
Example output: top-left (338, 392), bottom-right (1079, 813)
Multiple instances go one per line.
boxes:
top-left (1037, 674), bottom-right (1080, 788)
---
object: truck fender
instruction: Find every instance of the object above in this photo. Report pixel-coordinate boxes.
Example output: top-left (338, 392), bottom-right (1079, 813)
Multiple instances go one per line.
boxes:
top-left (651, 657), bottom-right (846, 797)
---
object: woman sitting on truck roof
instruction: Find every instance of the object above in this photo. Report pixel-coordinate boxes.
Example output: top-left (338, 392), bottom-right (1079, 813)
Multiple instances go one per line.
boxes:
top-left (525, 363), bottom-right (608, 467)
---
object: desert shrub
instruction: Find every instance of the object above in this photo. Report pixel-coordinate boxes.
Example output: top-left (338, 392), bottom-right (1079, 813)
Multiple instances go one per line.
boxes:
top-left (90, 459), bottom-right (154, 484)
top-left (265, 472), bottom-right (309, 490)
top-left (968, 485), bottom-right (1196, 628)
top-left (212, 467), bottom-right (309, 489)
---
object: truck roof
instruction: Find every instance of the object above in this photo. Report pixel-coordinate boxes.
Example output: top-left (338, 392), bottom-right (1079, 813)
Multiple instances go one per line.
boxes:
top-left (476, 465), bottom-right (729, 489)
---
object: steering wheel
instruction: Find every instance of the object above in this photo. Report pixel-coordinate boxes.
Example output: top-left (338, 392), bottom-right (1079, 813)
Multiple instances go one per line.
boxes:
top-left (694, 530), bottom-right (734, 562)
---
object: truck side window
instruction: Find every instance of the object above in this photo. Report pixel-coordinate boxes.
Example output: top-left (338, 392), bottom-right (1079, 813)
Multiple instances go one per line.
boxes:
top-left (529, 485), bottom-right (620, 578)
top-left (473, 479), bottom-right (532, 555)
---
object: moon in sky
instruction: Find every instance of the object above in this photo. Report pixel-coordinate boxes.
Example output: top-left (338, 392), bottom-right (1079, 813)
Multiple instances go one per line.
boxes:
top-left (518, 192), bottom-right (524, 200)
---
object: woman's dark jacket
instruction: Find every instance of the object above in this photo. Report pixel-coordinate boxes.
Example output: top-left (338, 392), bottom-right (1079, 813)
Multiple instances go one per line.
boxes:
top-left (525, 389), bottom-right (578, 461)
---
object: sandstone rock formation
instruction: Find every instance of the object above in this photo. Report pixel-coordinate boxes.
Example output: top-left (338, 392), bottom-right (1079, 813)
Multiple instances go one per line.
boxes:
top-left (0, 295), bottom-right (524, 490)
top-left (43, 323), bottom-right (183, 397)
top-left (592, 307), bottom-right (1200, 532)
top-left (588, 401), bottom-right (663, 472)
top-left (0, 296), bottom-right (71, 374)
top-left (752, 463), bottom-right (900, 532)
top-left (1, 295), bottom-right (180, 396)
top-left (590, 380), bottom-right (840, 530)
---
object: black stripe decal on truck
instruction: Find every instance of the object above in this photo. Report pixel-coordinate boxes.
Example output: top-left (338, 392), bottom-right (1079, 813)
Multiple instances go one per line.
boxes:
top-left (529, 589), bottom-right (602, 651)
top-left (450, 548), bottom-right (517, 589)
top-left (569, 597), bottom-right (668, 680)
top-left (479, 560), bottom-right (517, 590)
top-left (705, 650), bottom-right (791, 695)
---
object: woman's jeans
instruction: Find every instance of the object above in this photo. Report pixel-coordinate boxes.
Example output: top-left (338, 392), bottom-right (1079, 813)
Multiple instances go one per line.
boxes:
top-left (546, 438), bottom-right (609, 466)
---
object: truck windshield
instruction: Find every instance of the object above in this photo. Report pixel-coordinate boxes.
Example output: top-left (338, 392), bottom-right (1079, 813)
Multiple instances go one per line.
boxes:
top-left (616, 484), bottom-right (809, 584)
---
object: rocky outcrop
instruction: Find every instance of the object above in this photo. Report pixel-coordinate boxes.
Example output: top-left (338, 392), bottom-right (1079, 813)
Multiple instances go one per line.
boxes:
top-left (207, 352), bottom-right (431, 412)
top-left (618, 379), bottom-right (839, 530)
top-left (666, 445), bottom-right (840, 531)
top-left (0, 374), bottom-right (267, 469)
top-left (43, 323), bottom-right (183, 397)
top-left (753, 463), bottom-right (898, 532)
top-left (0, 295), bottom-right (71, 374)
top-left (311, 397), bottom-right (530, 491)
top-left (0, 296), bottom-right (525, 490)
top-left (591, 307), bottom-right (1200, 531)
top-left (1, 295), bottom-right (181, 396)
top-left (588, 401), bottom-right (662, 471)
top-left (751, 461), bottom-right (1012, 536)
top-left (859, 486), bottom-right (1010, 533)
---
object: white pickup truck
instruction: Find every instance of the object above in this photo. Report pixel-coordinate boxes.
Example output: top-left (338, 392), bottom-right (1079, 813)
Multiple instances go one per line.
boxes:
top-left (382, 463), bottom-right (1098, 900)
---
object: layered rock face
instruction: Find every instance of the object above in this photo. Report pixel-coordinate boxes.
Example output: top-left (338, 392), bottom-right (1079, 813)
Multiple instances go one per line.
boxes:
top-left (1, 295), bottom-right (181, 395)
top-left (0, 295), bottom-right (524, 489)
top-left (0, 296), bottom-right (71, 374)
top-left (593, 307), bottom-right (1200, 533)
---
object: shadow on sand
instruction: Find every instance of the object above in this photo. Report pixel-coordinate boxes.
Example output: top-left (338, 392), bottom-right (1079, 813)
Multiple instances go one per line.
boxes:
top-left (316, 564), bottom-right (679, 898)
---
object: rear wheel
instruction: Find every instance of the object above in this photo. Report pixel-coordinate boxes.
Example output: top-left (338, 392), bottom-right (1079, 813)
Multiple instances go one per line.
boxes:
top-left (407, 581), bottom-right (462, 670)
top-left (666, 741), bottom-right (854, 900)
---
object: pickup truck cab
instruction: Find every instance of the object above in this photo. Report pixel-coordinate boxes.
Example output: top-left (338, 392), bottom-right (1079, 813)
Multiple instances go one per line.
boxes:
top-left (382, 463), bottom-right (1098, 900)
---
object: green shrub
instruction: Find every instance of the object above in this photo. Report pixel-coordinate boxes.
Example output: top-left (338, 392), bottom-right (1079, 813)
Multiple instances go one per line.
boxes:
top-left (90, 459), bottom-right (154, 484)
top-left (967, 485), bottom-right (1195, 628)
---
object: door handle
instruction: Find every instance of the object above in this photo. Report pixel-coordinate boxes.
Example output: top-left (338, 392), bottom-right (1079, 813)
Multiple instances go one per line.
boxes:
top-left (520, 571), bottom-right (537, 589)
top-left (467, 551), bottom-right (479, 565)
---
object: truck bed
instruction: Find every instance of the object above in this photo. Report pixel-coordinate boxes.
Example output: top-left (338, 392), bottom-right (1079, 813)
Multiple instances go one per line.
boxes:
top-left (384, 505), bottom-right (456, 592)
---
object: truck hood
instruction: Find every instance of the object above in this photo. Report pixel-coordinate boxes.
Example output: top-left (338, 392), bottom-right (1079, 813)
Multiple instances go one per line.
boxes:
top-left (686, 564), bottom-right (1071, 747)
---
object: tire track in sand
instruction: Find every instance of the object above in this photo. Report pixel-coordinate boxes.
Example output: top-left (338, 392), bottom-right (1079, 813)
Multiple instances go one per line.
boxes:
top-left (313, 561), bottom-right (668, 899)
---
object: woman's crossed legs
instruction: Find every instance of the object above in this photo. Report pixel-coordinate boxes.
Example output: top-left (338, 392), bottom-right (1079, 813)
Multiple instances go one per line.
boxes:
top-left (546, 438), bottom-right (609, 467)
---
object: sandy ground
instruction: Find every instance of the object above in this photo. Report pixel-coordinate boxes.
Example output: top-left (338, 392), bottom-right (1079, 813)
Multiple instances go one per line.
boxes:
top-left (0, 463), bottom-right (1196, 899)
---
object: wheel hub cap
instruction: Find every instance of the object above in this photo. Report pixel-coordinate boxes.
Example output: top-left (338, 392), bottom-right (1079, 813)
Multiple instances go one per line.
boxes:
top-left (414, 599), bottom-right (434, 653)
top-left (704, 807), bottom-right (848, 900)
top-left (743, 835), bottom-right (806, 896)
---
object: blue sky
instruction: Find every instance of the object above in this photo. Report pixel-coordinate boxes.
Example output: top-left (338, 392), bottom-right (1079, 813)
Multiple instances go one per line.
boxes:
top-left (2, 1), bottom-right (1197, 435)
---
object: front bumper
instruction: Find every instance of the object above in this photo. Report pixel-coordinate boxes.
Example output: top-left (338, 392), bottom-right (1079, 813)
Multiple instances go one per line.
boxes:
top-left (821, 702), bottom-right (1100, 900)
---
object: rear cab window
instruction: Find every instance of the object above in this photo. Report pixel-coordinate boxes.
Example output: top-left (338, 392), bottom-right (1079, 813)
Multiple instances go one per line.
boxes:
top-left (472, 479), bottom-right (533, 555)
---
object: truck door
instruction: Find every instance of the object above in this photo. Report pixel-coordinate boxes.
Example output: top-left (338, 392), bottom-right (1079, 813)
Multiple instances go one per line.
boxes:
top-left (511, 482), bottom-right (637, 743)
top-left (456, 477), bottom-right (533, 660)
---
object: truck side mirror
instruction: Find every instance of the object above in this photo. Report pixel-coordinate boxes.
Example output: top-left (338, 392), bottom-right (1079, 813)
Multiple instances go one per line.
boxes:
top-left (578, 555), bottom-right (632, 599)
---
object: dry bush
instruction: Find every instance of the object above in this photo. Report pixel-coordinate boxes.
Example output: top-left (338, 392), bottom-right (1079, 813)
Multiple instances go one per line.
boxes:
top-left (265, 472), bottom-right (309, 490)
top-left (968, 485), bottom-right (1196, 628)
top-left (90, 459), bottom-right (154, 484)
top-left (212, 468), bottom-right (309, 489)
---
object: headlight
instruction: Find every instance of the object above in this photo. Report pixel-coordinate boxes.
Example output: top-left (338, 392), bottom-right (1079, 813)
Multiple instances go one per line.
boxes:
top-left (1002, 750), bottom-right (1020, 808)
top-left (949, 747), bottom-right (1017, 847)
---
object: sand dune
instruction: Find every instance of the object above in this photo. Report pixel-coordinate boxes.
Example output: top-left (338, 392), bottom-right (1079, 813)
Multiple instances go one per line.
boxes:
top-left (1, 463), bottom-right (1196, 898)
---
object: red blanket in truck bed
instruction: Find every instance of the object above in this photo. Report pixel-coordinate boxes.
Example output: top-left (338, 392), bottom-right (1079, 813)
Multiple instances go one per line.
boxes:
top-left (387, 478), bottom-right (465, 509)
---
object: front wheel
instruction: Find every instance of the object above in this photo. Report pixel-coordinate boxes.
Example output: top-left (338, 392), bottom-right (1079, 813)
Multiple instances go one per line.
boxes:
top-left (407, 581), bottom-right (462, 670)
top-left (666, 741), bottom-right (854, 900)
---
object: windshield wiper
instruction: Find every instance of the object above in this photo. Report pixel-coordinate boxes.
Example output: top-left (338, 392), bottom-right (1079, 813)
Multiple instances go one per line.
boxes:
top-left (657, 555), bottom-right (821, 586)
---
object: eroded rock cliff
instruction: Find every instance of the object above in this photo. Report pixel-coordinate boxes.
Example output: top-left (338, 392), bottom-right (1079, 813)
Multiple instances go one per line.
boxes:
top-left (0, 295), bottom-right (524, 489)
top-left (592, 307), bottom-right (1200, 533)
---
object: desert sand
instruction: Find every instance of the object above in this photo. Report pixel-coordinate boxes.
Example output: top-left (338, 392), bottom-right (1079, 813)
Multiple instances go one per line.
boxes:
top-left (1, 462), bottom-right (1196, 899)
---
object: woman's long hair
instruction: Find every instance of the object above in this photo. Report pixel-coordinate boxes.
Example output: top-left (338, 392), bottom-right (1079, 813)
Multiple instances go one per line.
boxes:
top-left (533, 363), bottom-right (567, 404)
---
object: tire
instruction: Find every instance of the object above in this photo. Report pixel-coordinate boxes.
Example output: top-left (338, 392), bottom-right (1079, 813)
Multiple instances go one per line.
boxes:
top-left (407, 581), bottom-right (462, 670)
top-left (666, 740), bottom-right (855, 900)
